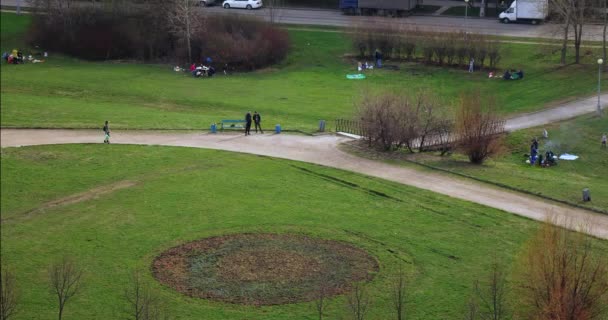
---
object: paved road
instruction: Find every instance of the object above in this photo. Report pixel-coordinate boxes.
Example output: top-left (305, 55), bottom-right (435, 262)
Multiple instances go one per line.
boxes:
top-left (505, 94), bottom-right (608, 131)
top-left (2, 128), bottom-right (607, 239)
top-left (2, 0), bottom-right (604, 41)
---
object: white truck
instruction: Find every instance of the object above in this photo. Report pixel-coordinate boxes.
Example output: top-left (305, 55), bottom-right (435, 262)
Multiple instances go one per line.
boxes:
top-left (498, 0), bottom-right (548, 25)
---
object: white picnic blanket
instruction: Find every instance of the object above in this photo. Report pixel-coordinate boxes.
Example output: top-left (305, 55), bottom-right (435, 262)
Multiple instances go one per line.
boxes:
top-left (558, 153), bottom-right (579, 160)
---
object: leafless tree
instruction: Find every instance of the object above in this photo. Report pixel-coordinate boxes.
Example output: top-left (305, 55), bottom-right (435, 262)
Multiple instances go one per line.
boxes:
top-left (125, 270), bottom-right (170, 320)
top-left (455, 92), bottom-right (505, 164)
top-left (346, 283), bottom-right (371, 320)
top-left (465, 295), bottom-right (478, 320)
top-left (1, 268), bottom-right (18, 320)
top-left (514, 219), bottom-right (608, 320)
top-left (549, 0), bottom-right (573, 64)
top-left (167, 0), bottom-right (204, 63)
top-left (314, 282), bottom-right (328, 320)
top-left (265, 0), bottom-right (284, 24)
top-left (49, 256), bottom-right (83, 320)
top-left (474, 259), bottom-right (508, 320)
top-left (414, 91), bottom-right (445, 153)
top-left (391, 266), bottom-right (407, 320)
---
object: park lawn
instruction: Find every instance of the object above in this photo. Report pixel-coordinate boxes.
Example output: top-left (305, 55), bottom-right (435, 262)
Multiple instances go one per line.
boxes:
top-left (2, 144), bottom-right (607, 320)
top-left (406, 115), bottom-right (608, 212)
top-left (0, 12), bottom-right (31, 52)
top-left (1, 12), bottom-right (607, 131)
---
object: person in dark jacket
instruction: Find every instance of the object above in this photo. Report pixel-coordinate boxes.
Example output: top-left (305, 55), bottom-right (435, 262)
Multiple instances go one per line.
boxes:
top-left (245, 111), bottom-right (252, 136)
top-left (374, 49), bottom-right (383, 68)
top-left (253, 111), bottom-right (263, 134)
top-left (103, 120), bottom-right (110, 144)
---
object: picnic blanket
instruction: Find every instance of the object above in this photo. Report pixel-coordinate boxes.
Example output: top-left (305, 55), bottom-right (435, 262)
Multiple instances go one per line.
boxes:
top-left (346, 74), bottom-right (366, 80)
top-left (559, 153), bottom-right (579, 160)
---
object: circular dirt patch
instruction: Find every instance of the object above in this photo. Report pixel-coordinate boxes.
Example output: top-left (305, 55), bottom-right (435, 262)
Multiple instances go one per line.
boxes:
top-left (152, 233), bottom-right (378, 305)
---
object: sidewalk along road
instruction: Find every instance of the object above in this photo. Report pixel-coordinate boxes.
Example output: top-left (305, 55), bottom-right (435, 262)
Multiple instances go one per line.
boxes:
top-left (1, 0), bottom-right (604, 41)
top-left (2, 128), bottom-right (608, 240)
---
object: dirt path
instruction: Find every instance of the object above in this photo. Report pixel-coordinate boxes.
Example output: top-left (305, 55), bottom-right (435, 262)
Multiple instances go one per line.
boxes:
top-left (505, 94), bottom-right (608, 131)
top-left (2, 129), bottom-right (607, 239)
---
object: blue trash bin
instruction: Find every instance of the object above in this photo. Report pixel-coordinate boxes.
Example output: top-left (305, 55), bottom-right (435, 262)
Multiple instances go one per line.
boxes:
top-left (275, 124), bottom-right (281, 134)
top-left (210, 123), bottom-right (217, 133)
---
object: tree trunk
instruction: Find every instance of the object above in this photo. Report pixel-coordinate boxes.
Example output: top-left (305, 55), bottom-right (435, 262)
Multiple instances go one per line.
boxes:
top-left (574, 23), bottom-right (582, 64)
top-left (560, 19), bottom-right (570, 65)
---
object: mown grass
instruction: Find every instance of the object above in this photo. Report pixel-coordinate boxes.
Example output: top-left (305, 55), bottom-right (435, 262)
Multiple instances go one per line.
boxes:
top-left (3, 144), bottom-right (606, 319)
top-left (1, 12), bottom-right (606, 131)
top-left (399, 115), bottom-right (608, 212)
top-left (0, 11), bottom-right (31, 52)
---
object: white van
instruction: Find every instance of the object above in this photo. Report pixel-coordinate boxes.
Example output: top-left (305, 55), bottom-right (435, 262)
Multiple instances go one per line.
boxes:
top-left (498, 0), bottom-right (548, 25)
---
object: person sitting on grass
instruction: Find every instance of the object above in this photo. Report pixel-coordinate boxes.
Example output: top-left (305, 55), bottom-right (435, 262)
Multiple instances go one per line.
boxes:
top-left (503, 70), bottom-right (511, 80)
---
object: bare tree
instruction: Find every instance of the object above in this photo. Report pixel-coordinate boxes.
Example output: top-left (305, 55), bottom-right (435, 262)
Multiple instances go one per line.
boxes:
top-left (265, 0), bottom-right (284, 24)
top-left (346, 284), bottom-right (371, 320)
top-left (1, 268), bottom-right (18, 320)
top-left (125, 270), bottom-right (169, 320)
top-left (455, 92), bottom-right (505, 164)
top-left (465, 296), bottom-right (478, 320)
top-left (515, 220), bottom-right (608, 320)
top-left (167, 0), bottom-right (204, 63)
top-left (313, 282), bottom-right (328, 320)
top-left (49, 256), bottom-right (83, 320)
top-left (550, 0), bottom-right (573, 64)
top-left (473, 259), bottom-right (508, 320)
top-left (391, 266), bottom-right (407, 320)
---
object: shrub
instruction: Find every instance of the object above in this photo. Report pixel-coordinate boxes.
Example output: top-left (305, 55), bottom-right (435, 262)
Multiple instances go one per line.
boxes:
top-left (27, 3), bottom-right (290, 69)
top-left (349, 24), bottom-right (501, 70)
top-left (454, 92), bottom-right (505, 164)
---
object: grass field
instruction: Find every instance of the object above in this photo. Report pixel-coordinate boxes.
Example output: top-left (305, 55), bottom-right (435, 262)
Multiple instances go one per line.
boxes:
top-left (384, 115), bottom-right (608, 212)
top-left (1, 12), bottom-right (606, 131)
top-left (3, 144), bottom-right (607, 319)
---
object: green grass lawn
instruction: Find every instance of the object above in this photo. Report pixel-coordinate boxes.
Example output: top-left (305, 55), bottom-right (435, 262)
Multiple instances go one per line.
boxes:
top-left (0, 12), bottom-right (31, 52)
top-left (1, 12), bottom-right (606, 132)
top-left (3, 144), bottom-right (606, 319)
top-left (402, 115), bottom-right (608, 212)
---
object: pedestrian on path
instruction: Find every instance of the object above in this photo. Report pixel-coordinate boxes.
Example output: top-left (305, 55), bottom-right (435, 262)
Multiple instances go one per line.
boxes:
top-left (468, 58), bottom-right (475, 73)
top-left (245, 111), bottom-right (252, 136)
top-left (253, 111), bottom-right (263, 134)
top-left (602, 133), bottom-right (607, 148)
top-left (103, 120), bottom-right (110, 144)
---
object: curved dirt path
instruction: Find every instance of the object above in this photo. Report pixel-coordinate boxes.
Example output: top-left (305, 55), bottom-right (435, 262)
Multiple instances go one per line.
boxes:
top-left (2, 129), bottom-right (607, 239)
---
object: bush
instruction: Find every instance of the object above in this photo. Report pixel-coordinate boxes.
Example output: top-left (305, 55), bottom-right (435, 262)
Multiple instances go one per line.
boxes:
top-left (27, 3), bottom-right (290, 69)
top-left (349, 24), bottom-right (501, 70)
top-left (454, 92), bottom-right (505, 164)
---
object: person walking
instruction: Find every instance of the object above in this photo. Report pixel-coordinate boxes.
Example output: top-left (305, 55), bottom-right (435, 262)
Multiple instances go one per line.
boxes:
top-left (602, 133), bottom-right (607, 148)
top-left (245, 111), bottom-right (252, 136)
top-left (468, 58), bottom-right (475, 73)
top-left (103, 120), bottom-right (111, 144)
top-left (253, 111), bottom-right (263, 134)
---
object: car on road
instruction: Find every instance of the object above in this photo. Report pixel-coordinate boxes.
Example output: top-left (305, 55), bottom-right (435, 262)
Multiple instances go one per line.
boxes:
top-left (222, 0), bottom-right (263, 9)
top-left (198, 0), bottom-right (218, 6)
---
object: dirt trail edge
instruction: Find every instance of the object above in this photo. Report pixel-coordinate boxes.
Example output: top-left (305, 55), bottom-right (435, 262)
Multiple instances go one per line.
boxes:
top-left (2, 129), bottom-right (607, 240)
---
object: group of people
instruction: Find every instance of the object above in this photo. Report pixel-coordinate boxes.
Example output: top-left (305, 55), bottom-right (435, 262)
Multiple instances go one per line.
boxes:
top-left (2, 49), bottom-right (48, 64)
top-left (244, 111), bottom-right (263, 136)
top-left (2, 49), bottom-right (24, 64)
top-left (357, 49), bottom-right (383, 72)
top-left (190, 63), bottom-right (216, 78)
top-left (529, 137), bottom-right (556, 167)
top-left (503, 69), bottom-right (524, 80)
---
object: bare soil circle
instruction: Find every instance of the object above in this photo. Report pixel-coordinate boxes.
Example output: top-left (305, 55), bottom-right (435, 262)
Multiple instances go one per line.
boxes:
top-left (152, 233), bottom-right (379, 305)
